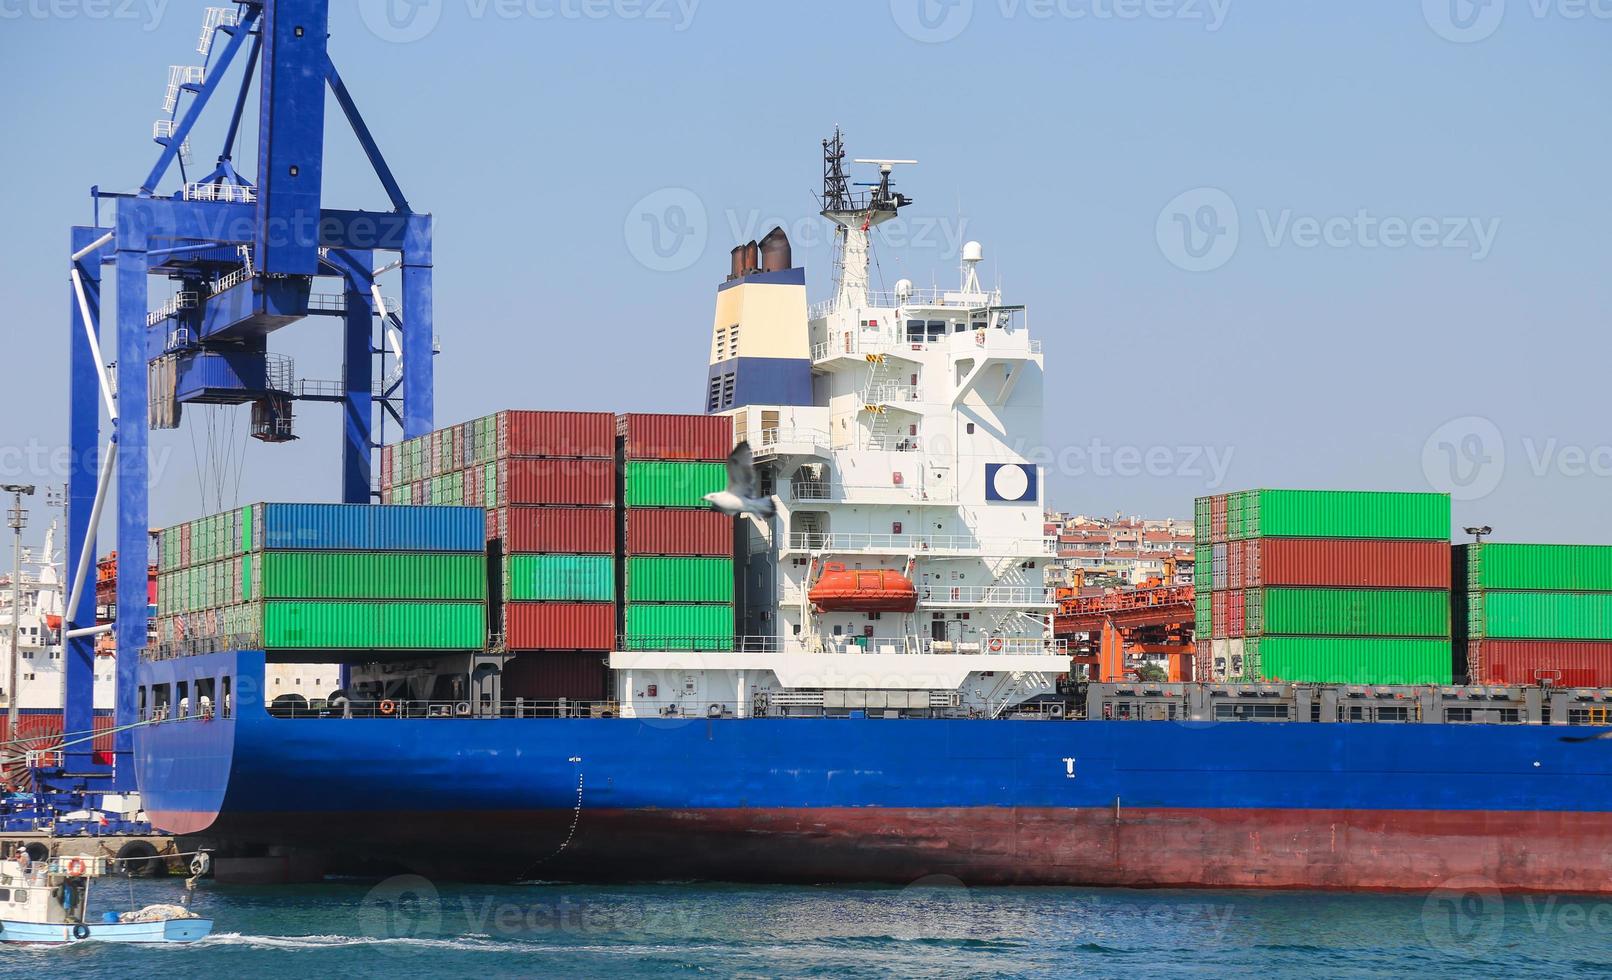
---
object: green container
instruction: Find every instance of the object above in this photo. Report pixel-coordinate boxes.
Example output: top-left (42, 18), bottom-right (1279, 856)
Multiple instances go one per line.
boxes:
top-left (1465, 591), bottom-right (1612, 641)
top-left (623, 603), bottom-right (735, 651)
top-left (1195, 592), bottom-right (1211, 636)
top-left (256, 552), bottom-right (485, 601)
top-left (626, 557), bottom-right (734, 603)
top-left (1241, 489), bottom-right (1450, 541)
top-left (1246, 587), bottom-right (1450, 638)
top-left (261, 600), bottom-right (485, 649)
top-left (1194, 497), bottom-right (1211, 546)
top-left (1253, 636), bottom-right (1453, 685)
top-left (504, 554), bottom-right (615, 602)
top-left (1458, 543), bottom-right (1612, 593)
top-left (623, 460), bottom-right (727, 508)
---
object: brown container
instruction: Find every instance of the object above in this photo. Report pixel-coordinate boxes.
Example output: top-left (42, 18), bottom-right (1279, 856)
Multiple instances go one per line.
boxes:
top-left (617, 413), bottom-right (733, 461)
top-left (1211, 591), bottom-right (1229, 639)
top-left (503, 458), bottom-right (615, 506)
top-left (1249, 538), bottom-right (1451, 589)
top-left (1210, 495), bottom-right (1228, 543)
top-left (1226, 589), bottom-right (1246, 639)
top-left (1468, 639), bottom-right (1612, 688)
top-left (624, 509), bottom-right (733, 556)
top-left (502, 410), bottom-right (616, 459)
top-left (502, 650), bottom-right (611, 701)
top-left (504, 602), bottom-right (616, 650)
top-left (491, 506), bottom-right (615, 554)
top-left (1226, 540), bottom-right (1245, 590)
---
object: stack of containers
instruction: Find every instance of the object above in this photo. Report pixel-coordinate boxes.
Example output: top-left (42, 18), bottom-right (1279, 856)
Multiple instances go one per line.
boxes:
top-left (1456, 543), bottom-right (1612, 687)
top-left (380, 412), bottom-right (619, 697)
top-left (1194, 489), bottom-right (1452, 684)
top-left (153, 504), bottom-right (486, 652)
top-left (618, 414), bottom-right (736, 651)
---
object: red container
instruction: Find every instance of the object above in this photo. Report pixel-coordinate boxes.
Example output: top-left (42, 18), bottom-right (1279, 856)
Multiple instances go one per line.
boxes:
top-left (624, 509), bottom-right (732, 556)
top-left (1209, 495), bottom-right (1228, 543)
top-left (502, 458), bottom-right (615, 506)
top-left (1226, 589), bottom-right (1246, 639)
top-left (1226, 540), bottom-right (1245, 590)
top-left (1250, 538), bottom-right (1451, 589)
top-left (617, 413), bottom-right (733, 461)
top-left (1211, 591), bottom-right (1229, 639)
top-left (502, 650), bottom-right (611, 701)
top-left (491, 506), bottom-right (615, 554)
top-left (1470, 639), bottom-right (1612, 688)
top-left (380, 445), bottom-right (394, 489)
top-left (501, 410), bottom-right (616, 459)
top-left (504, 602), bottom-right (616, 650)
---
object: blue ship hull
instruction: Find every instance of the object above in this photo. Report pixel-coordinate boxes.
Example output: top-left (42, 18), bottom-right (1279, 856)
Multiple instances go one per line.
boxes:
top-left (134, 651), bottom-right (1612, 890)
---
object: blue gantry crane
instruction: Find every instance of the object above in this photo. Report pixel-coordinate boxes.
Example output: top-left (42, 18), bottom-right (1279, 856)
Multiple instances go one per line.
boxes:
top-left (60, 1), bottom-right (434, 794)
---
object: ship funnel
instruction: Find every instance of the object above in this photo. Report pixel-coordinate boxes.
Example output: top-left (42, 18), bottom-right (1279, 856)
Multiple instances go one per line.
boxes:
top-left (743, 240), bottom-right (760, 275)
top-left (759, 226), bottom-right (793, 272)
top-left (729, 245), bottom-right (745, 281)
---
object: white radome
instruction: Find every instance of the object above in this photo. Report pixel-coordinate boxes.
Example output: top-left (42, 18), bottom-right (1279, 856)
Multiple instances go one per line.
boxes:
top-left (962, 240), bottom-right (983, 263)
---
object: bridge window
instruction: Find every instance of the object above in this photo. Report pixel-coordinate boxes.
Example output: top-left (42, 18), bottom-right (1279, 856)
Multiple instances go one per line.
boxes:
top-left (176, 681), bottom-right (190, 719)
top-left (222, 676), bottom-right (232, 719)
top-left (152, 683), bottom-right (171, 718)
top-left (196, 678), bottom-right (216, 718)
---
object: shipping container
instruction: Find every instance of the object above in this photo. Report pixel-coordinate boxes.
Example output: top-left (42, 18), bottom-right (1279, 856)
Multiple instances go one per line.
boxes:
top-left (617, 413), bottom-right (734, 461)
top-left (253, 552), bottom-right (484, 601)
top-left (501, 651), bottom-right (611, 702)
top-left (1194, 592), bottom-right (1211, 637)
top-left (257, 504), bottom-right (485, 553)
top-left (500, 458), bottom-right (616, 506)
top-left (625, 557), bottom-right (735, 603)
top-left (1466, 639), bottom-right (1612, 688)
top-left (1457, 543), bottom-right (1612, 593)
top-left (622, 460), bottom-right (728, 509)
top-left (1209, 494), bottom-right (1228, 543)
top-left (1464, 591), bottom-right (1612, 641)
top-left (503, 602), bottom-right (616, 651)
top-left (1254, 636), bottom-right (1453, 685)
top-left (1243, 587), bottom-right (1450, 638)
top-left (1226, 540), bottom-right (1245, 590)
top-left (1226, 589), bottom-right (1246, 639)
top-left (1211, 591), bottom-right (1228, 640)
top-left (1194, 497), bottom-right (1211, 546)
top-left (493, 410), bottom-right (616, 459)
top-left (623, 508), bottom-right (734, 557)
top-left (490, 506), bottom-right (616, 555)
top-left (159, 600), bottom-right (485, 650)
top-left (504, 554), bottom-right (615, 602)
top-left (1210, 543), bottom-right (1228, 590)
top-left (622, 603), bottom-right (736, 651)
top-left (1244, 538), bottom-right (1451, 590)
top-left (1238, 489), bottom-right (1451, 541)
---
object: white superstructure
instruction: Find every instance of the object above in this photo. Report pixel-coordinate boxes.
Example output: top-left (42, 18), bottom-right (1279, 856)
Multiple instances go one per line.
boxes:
top-left (613, 135), bottom-right (1068, 720)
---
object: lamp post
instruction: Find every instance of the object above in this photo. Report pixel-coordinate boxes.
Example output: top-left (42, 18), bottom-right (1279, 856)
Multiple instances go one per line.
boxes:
top-left (1464, 525), bottom-right (1493, 544)
top-left (2, 484), bottom-right (36, 738)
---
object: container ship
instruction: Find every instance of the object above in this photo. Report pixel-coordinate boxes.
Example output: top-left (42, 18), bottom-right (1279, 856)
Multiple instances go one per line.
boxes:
top-left (125, 140), bottom-right (1612, 892)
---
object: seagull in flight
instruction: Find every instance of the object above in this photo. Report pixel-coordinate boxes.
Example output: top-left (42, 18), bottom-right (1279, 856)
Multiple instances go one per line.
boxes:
top-left (704, 441), bottom-right (776, 519)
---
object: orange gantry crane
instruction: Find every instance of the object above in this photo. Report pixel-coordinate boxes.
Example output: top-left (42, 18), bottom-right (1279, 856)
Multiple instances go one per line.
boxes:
top-left (1054, 580), bottom-right (1196, 682)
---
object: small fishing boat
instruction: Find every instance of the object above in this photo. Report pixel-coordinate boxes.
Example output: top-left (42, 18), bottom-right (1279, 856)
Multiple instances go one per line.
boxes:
top-left (0, 854), bottom-right (211, 944)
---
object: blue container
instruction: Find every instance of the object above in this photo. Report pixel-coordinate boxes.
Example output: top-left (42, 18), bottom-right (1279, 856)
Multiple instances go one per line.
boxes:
top-left (258, 504), bottom-right (485, 553)
top-left (174, 351), bottom-right (270, 404)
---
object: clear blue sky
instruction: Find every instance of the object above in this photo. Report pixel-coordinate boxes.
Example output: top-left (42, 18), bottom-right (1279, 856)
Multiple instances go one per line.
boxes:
top-left (1, 1), bottom-right (1607, 541)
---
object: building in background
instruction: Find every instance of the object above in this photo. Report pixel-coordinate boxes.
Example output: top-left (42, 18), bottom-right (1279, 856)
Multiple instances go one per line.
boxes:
top-left (1045, 512), bottom-right (1195, 590)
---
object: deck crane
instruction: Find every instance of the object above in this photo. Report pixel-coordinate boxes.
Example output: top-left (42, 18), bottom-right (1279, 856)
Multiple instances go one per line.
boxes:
top-left (60, 1), bottom-right (435, 793)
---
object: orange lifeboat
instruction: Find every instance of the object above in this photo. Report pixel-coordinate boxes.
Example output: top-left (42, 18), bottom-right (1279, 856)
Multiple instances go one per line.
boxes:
top-left (808, 562), bottom-right (918, 613)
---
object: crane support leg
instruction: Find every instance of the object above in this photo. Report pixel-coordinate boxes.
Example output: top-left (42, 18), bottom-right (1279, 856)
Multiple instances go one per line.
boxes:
top-left (113, 229), bottom-right (150, 784)
top-left (401, 214), bottom-right (433, 438)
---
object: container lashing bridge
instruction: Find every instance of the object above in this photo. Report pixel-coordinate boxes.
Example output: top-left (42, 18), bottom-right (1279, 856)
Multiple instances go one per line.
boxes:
top-left (59, 1), bottom-right (434, 796)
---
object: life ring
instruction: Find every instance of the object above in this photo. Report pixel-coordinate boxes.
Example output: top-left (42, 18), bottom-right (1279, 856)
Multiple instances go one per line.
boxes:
top-left (989, 638), bottom-right (1003, 652)
top-left (454, 702), bottom-right (471, 717)
top-left (379, 699), bottom-right (397, 716)
top-left (72, 924), bottom-right (90, 940)
top-left (65, 858), bottom-right (86, 876)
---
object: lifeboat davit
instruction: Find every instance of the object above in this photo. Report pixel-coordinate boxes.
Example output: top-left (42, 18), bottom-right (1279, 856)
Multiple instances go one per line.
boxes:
top-left (808, 562), bottom-right (918, 613)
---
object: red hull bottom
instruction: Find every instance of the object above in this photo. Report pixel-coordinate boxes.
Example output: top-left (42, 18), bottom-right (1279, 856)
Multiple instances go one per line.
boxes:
top-left (166, 806), bottom-right (1612, 892)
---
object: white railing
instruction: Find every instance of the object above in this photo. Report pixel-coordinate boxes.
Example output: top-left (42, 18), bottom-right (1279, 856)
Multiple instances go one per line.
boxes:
top-left (788, 481), bottom-right (956, 505)
top-left (263, 353), bottom-right (295, 393)
top-left (867, 382), bottom-right (921, 405)
top-left (184, 182), bottom-right (256, 203)
top-left (198, 6), bottom-right (240, 55)
top-left (788, 532), bottom-right (1056, 556)
top-left (867, 435), bottom-right (922, 453)
top-left (307, 292), bottom-right (402, 315)
top-left (164, 65), bottom-right (206, 113)
top-left (146, 291), bottom-right (198, 328)
top-left (916, 585), bottom-right (1056, 607)
top-left (752, 426), bottom-right (831, 457)
top-left (212, 265), bottom-right (251, 296)
top-left (810, 287), bottom-right (1004, 321)
top-left (627, 633), bottom-right (1066, 658)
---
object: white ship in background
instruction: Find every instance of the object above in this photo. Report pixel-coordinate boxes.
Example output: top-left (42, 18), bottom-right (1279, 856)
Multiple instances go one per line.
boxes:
top-left (0, 523), bottom-right (116, 715)
top-left (611, 131), bottom-right (1067, 719)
